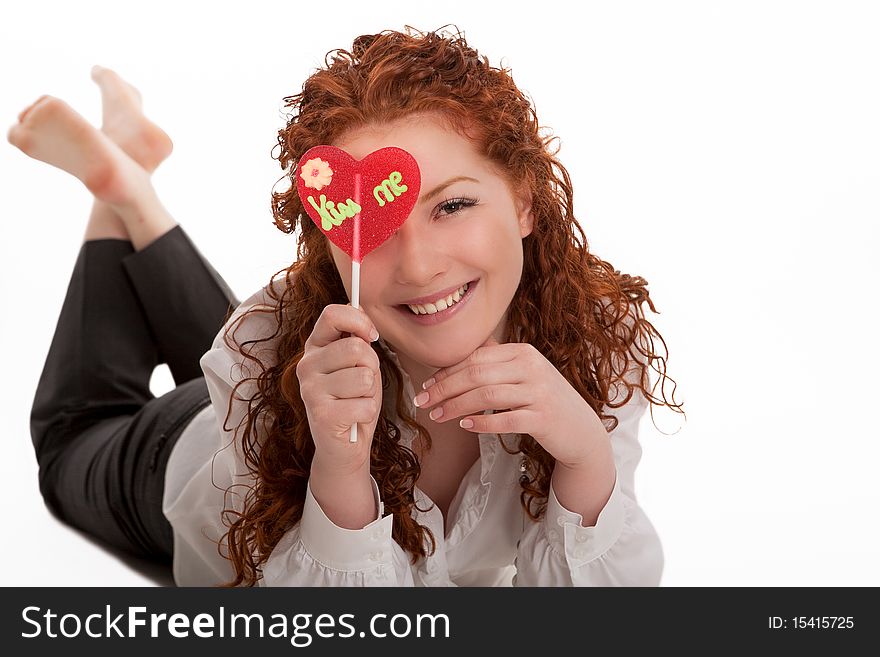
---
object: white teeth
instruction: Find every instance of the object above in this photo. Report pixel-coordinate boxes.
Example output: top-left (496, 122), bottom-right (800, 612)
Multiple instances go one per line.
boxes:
top-left (407, 283), bottom-right (468, 315)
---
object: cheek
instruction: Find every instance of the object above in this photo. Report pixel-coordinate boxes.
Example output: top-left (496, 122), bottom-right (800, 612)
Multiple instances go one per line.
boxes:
top-left (354, 268), bottom-right (396, 318)
top-left (330, 247), bottom-right (362, 299)
top-left (472, 215), bottom-right (524, 264)
top-left (330, 247), bottom-right (347, 275)
top-left (488, 226), bottom-right (525, 292)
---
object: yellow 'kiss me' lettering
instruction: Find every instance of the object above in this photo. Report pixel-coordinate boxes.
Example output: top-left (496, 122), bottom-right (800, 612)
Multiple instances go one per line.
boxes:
top-left (373, 171), bottom-right (408, 207)
top-left (307, 194), bottom-right (362, 231)
top-left (307, 171), bottom-right (409, 232)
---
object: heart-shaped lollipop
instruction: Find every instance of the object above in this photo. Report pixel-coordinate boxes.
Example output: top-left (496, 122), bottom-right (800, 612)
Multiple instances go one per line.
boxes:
top-left (295, 144), bottom-right (421, 442)
top-left (296, 145), bottom-right (422, 262)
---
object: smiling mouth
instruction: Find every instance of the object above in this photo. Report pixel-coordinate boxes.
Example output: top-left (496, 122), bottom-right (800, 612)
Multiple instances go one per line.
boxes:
top-left (399, 282), bottom-right (469, 315)
top-left (394, 279), bottom-right (479, 323)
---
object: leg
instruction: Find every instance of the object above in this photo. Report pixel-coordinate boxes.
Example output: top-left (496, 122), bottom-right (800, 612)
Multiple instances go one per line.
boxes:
top-left (31, 231), bottom-right (238, 562)
top-left (13, 73), bottom-right (240, 561)
top-left (85, 64), bottom-right (175, 244)
top-left (30, 238), bottom-right (220, 559)
top-left (123, 224), bottom-right (239, 384)
top-left (9, 69), bottom-right (241, 381)
top-left (8, 91), bottom-right (176, 252)
top-left (82, 64), bottom-right (239, 381)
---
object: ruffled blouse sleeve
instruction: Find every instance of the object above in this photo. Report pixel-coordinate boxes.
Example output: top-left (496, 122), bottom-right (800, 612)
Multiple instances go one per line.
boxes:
top-left (513, 349), bottom-right (664, 586)
top-left (258, 477), bottom-right (416, 586)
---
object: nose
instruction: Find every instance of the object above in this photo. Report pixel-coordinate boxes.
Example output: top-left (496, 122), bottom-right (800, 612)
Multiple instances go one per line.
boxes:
top-left (390, 216), bottom-right (445, 287)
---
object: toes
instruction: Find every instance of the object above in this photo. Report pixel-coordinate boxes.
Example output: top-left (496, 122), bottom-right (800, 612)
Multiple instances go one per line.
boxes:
top-left (18, 95), bottom-right (76, 127)
top-left (17, 95), bottom-right (51, 123)
top-left (92, 65), bottom-right (144, 109)
top-left (7, 123), bottom-right (31, 151)
top-left (91, 65), bottom-right (116, 91)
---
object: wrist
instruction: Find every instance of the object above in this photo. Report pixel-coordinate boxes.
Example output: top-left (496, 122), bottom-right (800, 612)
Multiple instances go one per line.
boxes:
top-left (311, 454), bottom-right (371, 480)
top-left (551, 444), bottom-right (616, 527)
top-left (309, 459), bottom-right (376, 530)
top-left (554, 438), bottom-right (614, 473)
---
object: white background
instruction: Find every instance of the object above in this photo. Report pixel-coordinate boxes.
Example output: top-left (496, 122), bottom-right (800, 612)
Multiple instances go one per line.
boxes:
top-left (1, 0), bottom-right (878, 586)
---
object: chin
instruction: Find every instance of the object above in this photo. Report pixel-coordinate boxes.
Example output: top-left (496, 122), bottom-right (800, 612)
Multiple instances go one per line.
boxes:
top-left (422, 341), bottom-right (486, 368)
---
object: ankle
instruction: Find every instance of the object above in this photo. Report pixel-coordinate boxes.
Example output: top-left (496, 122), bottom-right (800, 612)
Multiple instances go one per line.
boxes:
top-left (84, 199), bottom-right (129, 242)
top-left (109, 189), bottom-right (179, 252)
top-left (86, 155), bottom-right (153, 209)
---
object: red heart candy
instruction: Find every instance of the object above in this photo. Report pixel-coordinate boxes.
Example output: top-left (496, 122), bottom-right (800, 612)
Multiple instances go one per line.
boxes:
top-left (295, 145), bottom-right (422, 262)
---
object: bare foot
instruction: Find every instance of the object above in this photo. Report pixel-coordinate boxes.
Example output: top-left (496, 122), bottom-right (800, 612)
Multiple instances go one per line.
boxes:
top-left (7, 95), bottom-right (150, 207)
top-left (91, 65), bottom-right (173, 173)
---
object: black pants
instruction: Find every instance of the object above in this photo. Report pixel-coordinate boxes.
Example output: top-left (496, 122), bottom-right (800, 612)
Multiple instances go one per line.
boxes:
top-left (30, 225), bottom-right (239, 565)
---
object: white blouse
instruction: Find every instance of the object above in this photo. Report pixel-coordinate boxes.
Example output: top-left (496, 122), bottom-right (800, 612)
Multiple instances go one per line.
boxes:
top-left (162, 283), bottom-right (664, 587)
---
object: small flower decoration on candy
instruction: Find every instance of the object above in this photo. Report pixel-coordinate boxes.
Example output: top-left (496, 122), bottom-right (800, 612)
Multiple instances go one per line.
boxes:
top-left (299, 157), bottom-right (334, 191)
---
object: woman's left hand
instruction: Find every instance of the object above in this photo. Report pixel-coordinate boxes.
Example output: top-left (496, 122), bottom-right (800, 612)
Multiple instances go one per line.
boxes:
top-left (414, 336), bottom-right (608, 468)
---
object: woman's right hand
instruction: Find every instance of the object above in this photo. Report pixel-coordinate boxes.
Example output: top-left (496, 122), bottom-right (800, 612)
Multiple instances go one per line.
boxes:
top-left (296, 303), bottom-right (382, 476)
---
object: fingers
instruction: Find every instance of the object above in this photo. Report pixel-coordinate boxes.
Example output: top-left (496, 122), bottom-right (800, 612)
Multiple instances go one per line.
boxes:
top-left (297, 303), bottom-right (381, 410)
top-left (322, 366), bottom-right (377, 400)
top-left (305, 394), bottom-right (382, 443)
top-left (321, 397), bottom-right (382, 433)
top-left (426, 339), bottom-right (517, 389)
top-left (306, 304), bottom-right (378, 350)
top-left (421, 383), bottom-right (529, 425)
top-left (417, 359), bottom-right (524, 409)
top-left (313, 336), bottom-right (381, 375)
top-left (458, 409), bottom-right (534, 435)
top-left (298, 340), bottom-right (380, 403)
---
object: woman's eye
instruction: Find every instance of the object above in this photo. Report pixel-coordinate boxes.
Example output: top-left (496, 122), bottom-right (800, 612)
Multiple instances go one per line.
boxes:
top-left (436, 197), bottom-right (477, 217)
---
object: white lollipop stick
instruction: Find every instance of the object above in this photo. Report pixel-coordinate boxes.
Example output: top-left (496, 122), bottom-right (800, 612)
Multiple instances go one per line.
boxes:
top-left (349, 173), bottom-right (362, 443)
top-left (349, 259), bottom-right (361, 443)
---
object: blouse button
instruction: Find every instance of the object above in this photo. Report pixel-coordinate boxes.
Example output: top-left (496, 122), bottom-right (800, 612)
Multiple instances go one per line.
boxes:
top-left (371, 529), bottom-right (383, 540)
top-left (576, 533), bottom-right (589, 543)
top-left (556, 516), bottom-right (566, 527)
top-left (369, 551), bottom-right (383, 562)
top-left (574, 548), bottom-right (587, 559)
top-left (548, 530), bottom-right (559, 543)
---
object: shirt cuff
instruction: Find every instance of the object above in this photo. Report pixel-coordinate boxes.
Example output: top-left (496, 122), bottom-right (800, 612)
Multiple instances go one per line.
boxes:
top-left (300, 476), bottom-right (395, 571)
top-left (545, 470), bottom-right (627, 565)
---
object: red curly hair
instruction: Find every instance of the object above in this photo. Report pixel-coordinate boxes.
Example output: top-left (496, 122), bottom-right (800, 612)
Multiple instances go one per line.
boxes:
top-left (217, 25), bottom-right (685, 587)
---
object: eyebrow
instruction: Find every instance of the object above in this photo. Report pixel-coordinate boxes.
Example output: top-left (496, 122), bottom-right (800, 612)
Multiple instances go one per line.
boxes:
top-left (418, 176), bottom-right (480, 205)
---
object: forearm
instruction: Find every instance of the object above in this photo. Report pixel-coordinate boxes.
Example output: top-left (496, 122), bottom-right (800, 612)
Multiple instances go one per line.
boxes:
top-left (550, 439), bottom-right (616, 527)
top-left (309, 459), bottom-right (377, 529)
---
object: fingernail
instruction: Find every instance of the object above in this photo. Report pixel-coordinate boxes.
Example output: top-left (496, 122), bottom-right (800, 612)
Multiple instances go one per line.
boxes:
top-left (460, 418), bottom-right (474, 429)
top-left (370, 328), bottom-right (379, 342)
top-left (422, 377), bottom-right (435, 390)
top-left (413, 392), bottom-right (429, 407)
top-left (429, 407), bottom-right (443, 421)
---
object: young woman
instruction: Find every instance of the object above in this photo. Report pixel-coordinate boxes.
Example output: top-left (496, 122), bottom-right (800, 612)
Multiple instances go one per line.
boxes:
top-left (11, 27), bottom-right (684, 587)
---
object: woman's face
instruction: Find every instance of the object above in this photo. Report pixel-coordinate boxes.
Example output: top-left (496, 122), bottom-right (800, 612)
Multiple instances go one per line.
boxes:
top-left (329, 114), bottom-right (533, 370)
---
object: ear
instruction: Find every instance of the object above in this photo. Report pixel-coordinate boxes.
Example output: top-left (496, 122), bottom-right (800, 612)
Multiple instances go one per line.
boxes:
top-left (517, 194), bottom-right (534, 239)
